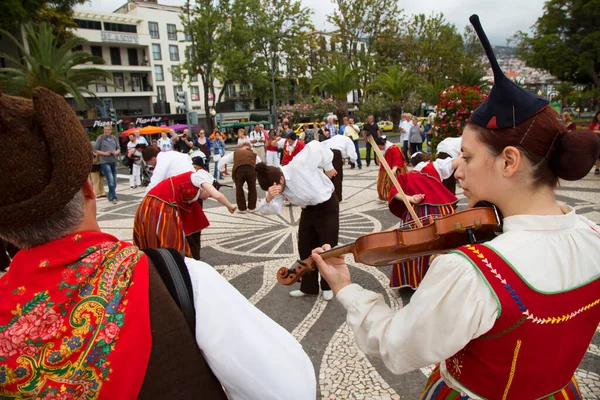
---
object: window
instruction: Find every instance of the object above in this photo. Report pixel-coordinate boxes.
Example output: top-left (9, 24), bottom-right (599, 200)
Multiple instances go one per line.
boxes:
top-left (172, 71), bottom-right (182, 82)
top-left (113, 73), bottom-right (124, 92)
top-left (169, 45), bottom-right (179, 61)
top-left (131, 73), bottom-right (142, 91)
top-left (152, 44), bottom-right (161, 60)
top-left (184, 30), bottom-right (192, 41)
top-left (127, 48), bottom-right (139, 66)
top-left (74, 19), bottom-right (101, 30)
top-left (154, 65), bottom-right (164, 81)
top-left (173, 85), bottom-right (183, 101)
top-left (167, 24), bottom-right (177, 40)
top-left (190, 75), bottom-right (198, 82)
top-left (157, 85), bottom-right (166, 101)
top-left (90, 46), bottom-right (103, 64)
top-left (191, 86), bottom-right (199, 101)
top-left (149, 22), bottom-right (159, 39)
top-left (109, 47), bottom-right (121, 65)
top-left (96, 77), bottom-right (107, 93)
top-left (103, 22), bottom-right (137, 33)
top-left (226, 84), bottom-right (236, 97)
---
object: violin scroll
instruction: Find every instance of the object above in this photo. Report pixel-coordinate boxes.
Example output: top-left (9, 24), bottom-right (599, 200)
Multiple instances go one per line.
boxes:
top-left (277, 258), bottom-right (317, 285)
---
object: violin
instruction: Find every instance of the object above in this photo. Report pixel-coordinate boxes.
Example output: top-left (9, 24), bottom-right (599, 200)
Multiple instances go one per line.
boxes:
top-left (277, 206), bottom-right (502, 285)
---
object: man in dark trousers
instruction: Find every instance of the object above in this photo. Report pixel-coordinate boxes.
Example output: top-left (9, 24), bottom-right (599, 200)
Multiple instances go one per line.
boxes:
top-left (362, 114), bottom-right (381, 167)
top-left (218, 144), bottom-right (261, 213)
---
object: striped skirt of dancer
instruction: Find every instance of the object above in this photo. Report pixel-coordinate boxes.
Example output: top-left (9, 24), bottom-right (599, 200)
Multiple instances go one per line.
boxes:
top-left (390, 204), bottom-right (455, 289)
top-left (133, 196), bottom-right (191, 257)
top-left (421, 365), bottom-right (582, 399)
top-left (377, 166), bottom-right (407, 201)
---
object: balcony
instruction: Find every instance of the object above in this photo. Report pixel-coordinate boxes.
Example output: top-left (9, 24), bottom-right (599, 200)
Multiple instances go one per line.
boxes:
top-left (73, 64), bottom-right (153, 73)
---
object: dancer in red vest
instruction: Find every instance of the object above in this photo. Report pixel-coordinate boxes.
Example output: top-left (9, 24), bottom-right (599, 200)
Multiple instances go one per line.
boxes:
top-left (279, 131), bottom-right (305, 166)
top-left (313, 14), bottom-right (600, 399)
top-left (375, 136), bottom-right (408, 201)
top-left (133, 169), bottom-right (236, 258)
top-left (387, 150), bottom-right (460, 289)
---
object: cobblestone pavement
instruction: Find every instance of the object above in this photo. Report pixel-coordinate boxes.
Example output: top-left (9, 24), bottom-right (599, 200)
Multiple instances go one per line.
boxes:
top-left (60, 162), bottom-right (600, 398)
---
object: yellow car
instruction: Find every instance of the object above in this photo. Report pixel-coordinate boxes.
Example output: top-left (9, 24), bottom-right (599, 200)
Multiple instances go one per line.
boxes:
top-left (378, 120), bottom-right (394, 132)
top-left (293, 123), bottom-right (318, 134)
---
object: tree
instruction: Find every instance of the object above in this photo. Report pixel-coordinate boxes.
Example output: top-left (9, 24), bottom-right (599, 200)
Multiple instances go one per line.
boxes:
top-left (181, 0), bottom-right (223, 131)
top-left (356, 95), bottom-right (392, 122)
top-left (371, 66), bottom-right (420, 130)
top-left (0, 23), bottom-right (111, 106)
top-left (514, 0), bottom-right (600, 90)
top-left (419, 77), bottom-right (450, 107)
top-left (312, 59), bottom-right (360, 121)
top-left (453, 66), bottom-right (489, 90)
top-left (399, 13), bottom-right (466, 85)
top-left (555, 81), bottom-right (574, 109)
top-left (0, 0), bottom-right (85, 43)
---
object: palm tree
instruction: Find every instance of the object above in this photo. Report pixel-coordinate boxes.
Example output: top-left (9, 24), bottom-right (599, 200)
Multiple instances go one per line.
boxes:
top-left (0, 23), bottom-right (111, 106)
top-left (555, 81), bottom-right (574, 109)
top-left (311, 59), bottom-right (360, 122)
top-left (454, 66), bottom-right (489, 90)
top-left (371, 65), bottom-right (420, 131)
top-left (419, 77), bottom-right (450, 107)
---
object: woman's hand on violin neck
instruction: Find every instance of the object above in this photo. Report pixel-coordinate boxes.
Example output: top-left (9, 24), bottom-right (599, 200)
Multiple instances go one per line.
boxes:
top-left (311, 244), bottom-right (351, 295)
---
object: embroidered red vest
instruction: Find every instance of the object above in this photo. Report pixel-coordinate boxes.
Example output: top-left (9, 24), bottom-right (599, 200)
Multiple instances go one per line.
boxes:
top-left (148, 171), bottom-right (210, 235)
top-left (282, 140), bottom-right (305, 166)
top-left (445, 244), bottom-right (600, 399)
top-left (0, 232), bottom-right (151, 399)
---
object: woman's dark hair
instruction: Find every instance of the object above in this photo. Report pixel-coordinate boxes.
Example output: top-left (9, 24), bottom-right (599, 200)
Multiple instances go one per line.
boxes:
top-left (409, 152), bottom-right (431, 167)
top-left (255, 162), bottom-right (283, 191)
top-left (468, 107), bottom-right (600, 187)
top-left (593, 111), bottom-right (600, 124)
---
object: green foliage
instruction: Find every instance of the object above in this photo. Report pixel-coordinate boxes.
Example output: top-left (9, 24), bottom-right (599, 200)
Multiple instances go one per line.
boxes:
top-left (514, 0), bottom-right (600, 90)
top-left (419, 77), bottom-right (451, 107)
top-left (0, 23), bottom-right (111, 106)
top-left (371, 66), bottom-right (420, 130)
top-left (555, 81), bottom-right (574, 101)
top-left (0, 0), bottom-right (84, 35)
top-left (312, 59), bottom-right (360, 120)
top-left (355, 95), bottom-right (392, 121)
top-left (453, 66), bottom-right (489, 90)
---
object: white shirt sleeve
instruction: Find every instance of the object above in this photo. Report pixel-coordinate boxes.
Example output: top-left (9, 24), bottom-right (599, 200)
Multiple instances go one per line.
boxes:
top-left (217, 152), bottom-right (234, 173)
top-left (276, 138), bottom-right (286, 149)
top-left (432, 157), bottom-right (455, 181)
top-left (185, 258), bottom-right (316, 400)
top-left (258, 193), bottom-right (285, 215)
top-left (290, 141), bottom-right (334, 172)
top-left (346, 138), bottom-right (357, 163)
top-left (190, 169), bottom-right (214, 187)
top-left (146, 154), bottom-right (167, 192)
top-left (256, 155), bottom-right (262, 163)
top-left (335, 253), bottom-right (498, 375)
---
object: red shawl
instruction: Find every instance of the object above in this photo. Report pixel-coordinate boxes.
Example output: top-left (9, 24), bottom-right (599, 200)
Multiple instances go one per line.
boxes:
top-left (0, 232), bottom-right (151, 399)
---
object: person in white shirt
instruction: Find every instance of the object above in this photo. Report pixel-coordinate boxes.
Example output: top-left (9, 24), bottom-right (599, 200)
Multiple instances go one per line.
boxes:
top-left (126, 134), bottom-right (143, 189)
top-left (142, 146), bottom-right (195, 192)
top-left (310, 24), bottom-right (600, 396)
top-left (249, 124), bottom-right (266, 162)
top-left (399, 113), bottom-right (412, 161)
top-left (157, 131), bottom-right (173, 152)
top-left (255, 141), bottom-right (338, 301)
top-left (134, 129), bottom-right (149, 146)
top-left (322, 134), bottom-right (358, 201)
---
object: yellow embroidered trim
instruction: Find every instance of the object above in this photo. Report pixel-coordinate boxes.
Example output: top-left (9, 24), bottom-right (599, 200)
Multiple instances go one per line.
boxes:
top-left (502, 339), bottom-right (522, 400)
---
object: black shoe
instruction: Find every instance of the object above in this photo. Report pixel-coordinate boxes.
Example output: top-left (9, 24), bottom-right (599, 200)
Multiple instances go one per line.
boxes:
top-left (358, 166), bottom-right (362, 170)
top-left (595, 169), bottom-right (600, 176)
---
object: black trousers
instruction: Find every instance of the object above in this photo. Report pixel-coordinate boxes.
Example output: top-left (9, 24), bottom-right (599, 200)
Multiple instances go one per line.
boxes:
top-left (365, 141), bottom-right (379, 167)
top-left (331, 149), bottom-right (343, 202)
top-left (410, 142), bottom-right (423, 154)
top-left (298, 194), bottom-right (339, 294)
top-left (233, 165), bottom-right (257, 211)
top-left (186, 231), bottom-right (201, 260)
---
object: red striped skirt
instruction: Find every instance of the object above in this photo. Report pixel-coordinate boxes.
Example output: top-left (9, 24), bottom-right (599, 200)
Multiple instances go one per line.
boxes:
top-left (377, 167), bottom-right (407, 201)
top-left (390, 203), bottom-right (455, 289)
top-left (421, 365), bottom-right (583, 399)
top-left (133, 196), bottom-right (191, 257)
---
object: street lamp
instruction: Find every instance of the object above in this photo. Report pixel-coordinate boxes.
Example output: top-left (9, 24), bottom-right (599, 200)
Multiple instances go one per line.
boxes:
top-left (210, 108), bottom-right (217, 130)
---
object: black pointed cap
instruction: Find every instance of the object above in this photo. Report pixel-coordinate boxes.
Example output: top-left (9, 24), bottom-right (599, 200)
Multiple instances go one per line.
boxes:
top-left (469, 14), bottom-right (548, 129)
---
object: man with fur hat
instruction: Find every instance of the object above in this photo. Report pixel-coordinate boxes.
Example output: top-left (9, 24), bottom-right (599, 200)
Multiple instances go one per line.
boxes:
top-left (0, 88), bottom-right (316, 399)
top-left (255, 141), bottom-right (338, 301)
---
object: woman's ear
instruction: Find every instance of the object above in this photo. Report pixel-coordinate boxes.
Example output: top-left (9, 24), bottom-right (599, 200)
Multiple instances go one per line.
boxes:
top-left (501, 146), bottom-right (522, 178)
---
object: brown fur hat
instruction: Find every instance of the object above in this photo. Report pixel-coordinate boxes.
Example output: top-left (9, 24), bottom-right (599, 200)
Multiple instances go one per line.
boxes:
top-left (0, 87), bottom-right (93, 229)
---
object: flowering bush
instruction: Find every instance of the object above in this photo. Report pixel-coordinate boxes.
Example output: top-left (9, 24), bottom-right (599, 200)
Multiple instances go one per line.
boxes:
top-left (278, 97), bottom-right (336, 123)
top-left (431, 84), bottom-right (487, 152)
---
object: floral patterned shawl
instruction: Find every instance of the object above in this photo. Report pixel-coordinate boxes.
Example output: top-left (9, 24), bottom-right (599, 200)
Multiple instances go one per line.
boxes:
top-left (0, 231), bottom-right (151, 399)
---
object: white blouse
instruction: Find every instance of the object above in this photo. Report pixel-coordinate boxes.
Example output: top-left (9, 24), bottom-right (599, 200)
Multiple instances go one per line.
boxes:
top-left (336, 206), bottom-right (600, 398)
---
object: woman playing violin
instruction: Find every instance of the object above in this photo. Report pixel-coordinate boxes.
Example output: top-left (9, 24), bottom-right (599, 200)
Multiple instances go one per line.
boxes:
top-left (312, 15), bottom-right (600, 400)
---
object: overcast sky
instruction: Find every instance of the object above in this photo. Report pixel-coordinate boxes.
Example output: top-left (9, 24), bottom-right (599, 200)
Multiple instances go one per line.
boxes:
top-left (76, 0), bottom-right (546, 45)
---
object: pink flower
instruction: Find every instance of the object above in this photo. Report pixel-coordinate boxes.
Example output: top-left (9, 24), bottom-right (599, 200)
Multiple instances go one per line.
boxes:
top-left (6, 314), bottom-right (39, 344)
top-left (36, 308), bottom-right (63, 341)
top-left (0, 331), bottom-right (18, 357)
top-left (99, 322), bottom-right (120, 344)
top-left (20, 344), bottom-right (39, 357)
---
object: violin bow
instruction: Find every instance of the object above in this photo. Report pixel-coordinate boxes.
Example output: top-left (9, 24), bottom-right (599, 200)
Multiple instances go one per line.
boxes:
top-left (368, 135), bottom-right (423, 228)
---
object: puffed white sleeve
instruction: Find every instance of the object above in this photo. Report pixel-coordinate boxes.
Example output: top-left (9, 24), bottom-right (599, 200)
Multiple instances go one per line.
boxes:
top-left (190, 169), bottom-right (215, 187)
top-left (217, 152), bottom-right (234, 173)
top-left (336, 253), bottom-right (499, 375)
top-left (185, 258), bottom-right (316, 400)
top-left (432, 157), bottom-right (455, 181)
top-left (289, 141), bottom-right (334, 171)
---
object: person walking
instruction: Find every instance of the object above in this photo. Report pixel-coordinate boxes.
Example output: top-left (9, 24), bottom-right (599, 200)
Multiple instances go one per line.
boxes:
top-left (344, 117), bottom-right (362, 169)
top-left (94, 125), bottom-right (120, 204)
top-left (409, 116), bottom-right (424, 154)
top-left (212, 131), bottom-right (226, 180)
top-left (362, 115), bottom-right (381, 167)
top-left (218, 146), bottom-right (260, 213)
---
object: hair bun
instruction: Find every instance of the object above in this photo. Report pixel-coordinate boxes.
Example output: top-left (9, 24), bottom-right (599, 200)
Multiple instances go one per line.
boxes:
top-left (552, 130), bottom-right (600, 181)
